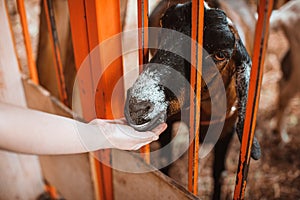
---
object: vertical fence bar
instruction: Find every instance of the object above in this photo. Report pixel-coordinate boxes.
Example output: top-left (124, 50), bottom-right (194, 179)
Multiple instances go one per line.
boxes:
top-left (69, 0), bottom-right (124, 199)
top-left (188, 0), bottom-right (204, 195)
top-left (43, 0), bottom-right (68, 106)
top-left (94, 1), bottom-right (124, 200)
top-left (137, 0), bottom-right (150, 164)
top-left (16, 0), bottom-right (39, 84)
top-left (68, 2), bottom-right (100, 199)
top-left (137, 0), bottom-right (149, 72)
top-left (233, 0), bottom-right (273, 199)
top-left (67, 0), bottom-right (94, 118)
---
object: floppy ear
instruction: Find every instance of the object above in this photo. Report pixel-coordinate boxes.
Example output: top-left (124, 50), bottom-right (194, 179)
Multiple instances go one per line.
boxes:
top-left (230, 24), bottom-right (261, 160)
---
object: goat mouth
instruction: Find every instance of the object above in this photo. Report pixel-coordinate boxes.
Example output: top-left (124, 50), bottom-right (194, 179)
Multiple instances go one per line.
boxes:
top-left (124, 105), bottom-right (166, 131)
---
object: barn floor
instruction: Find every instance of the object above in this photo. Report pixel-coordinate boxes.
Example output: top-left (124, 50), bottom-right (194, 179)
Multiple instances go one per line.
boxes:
top-left (6, 0), bottom-right (300, 199)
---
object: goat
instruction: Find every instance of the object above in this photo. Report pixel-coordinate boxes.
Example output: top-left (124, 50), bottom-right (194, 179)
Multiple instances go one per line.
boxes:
top-left (124, 2), bottom-right (261, 199)
top-left (268, 0), bottom-right (300, 143)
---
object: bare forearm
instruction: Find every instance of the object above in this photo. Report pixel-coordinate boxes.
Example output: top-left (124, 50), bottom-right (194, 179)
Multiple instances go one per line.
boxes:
top-left (0, 102), bottom-right (166, 154)
top-left (0, 102), bottom-right (103, 154)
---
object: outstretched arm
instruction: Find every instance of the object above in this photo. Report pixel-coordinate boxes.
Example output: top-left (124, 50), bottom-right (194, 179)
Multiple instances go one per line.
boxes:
top-left (0, 102), bottom-right (166, 155)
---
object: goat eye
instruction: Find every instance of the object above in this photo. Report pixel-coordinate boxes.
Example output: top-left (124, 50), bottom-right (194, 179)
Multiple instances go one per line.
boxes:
top-left (214, 52), bottom-right (226, 61)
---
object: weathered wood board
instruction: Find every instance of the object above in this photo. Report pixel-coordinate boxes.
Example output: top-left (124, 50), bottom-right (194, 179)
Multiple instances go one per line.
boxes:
top-left (23, 79), bottom-right (96, 200)
top-left (112, 149), bottom-right (199, 200)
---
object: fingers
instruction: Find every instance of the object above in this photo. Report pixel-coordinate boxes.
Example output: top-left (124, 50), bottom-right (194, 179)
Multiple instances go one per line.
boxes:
top-left (88, 118), bottom-right (167, 150)
top-left (116, 118), bottom-right (127, 125)
top-left (130, 123), bottom-right (167, 150)
top-left (103, 118), bottom-right (167, 138)
top-left (150, 123), bottom-right (167, 137)
top-left (100, 118), bottom-right (127, 125)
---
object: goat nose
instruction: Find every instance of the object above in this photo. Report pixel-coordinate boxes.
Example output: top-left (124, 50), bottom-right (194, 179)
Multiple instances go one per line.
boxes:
top-left (128, 98), bottom-right (154, 125)
top-left (129, 99), bottom-right (153, 113)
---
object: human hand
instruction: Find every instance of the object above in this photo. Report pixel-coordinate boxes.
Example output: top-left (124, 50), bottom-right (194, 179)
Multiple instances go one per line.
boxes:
top-left (89, 118), bottom-right (167, 150)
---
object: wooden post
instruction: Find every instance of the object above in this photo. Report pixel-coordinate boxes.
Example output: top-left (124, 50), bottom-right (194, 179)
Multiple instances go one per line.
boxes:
top-left (68, 0), bottom-right (124, 199)
top-left (233, 0), bottom-right (273, 199)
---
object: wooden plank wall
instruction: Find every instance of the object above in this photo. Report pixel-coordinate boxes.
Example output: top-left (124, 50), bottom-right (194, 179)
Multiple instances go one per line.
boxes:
top-left (112, 150), bottom-right (199, 200)
top-left (0, 1), bottom-right (44, 199)
top-left (23, 79), bottom-right (96, 200)
top-left (36, 0), bottom-right (76, 106)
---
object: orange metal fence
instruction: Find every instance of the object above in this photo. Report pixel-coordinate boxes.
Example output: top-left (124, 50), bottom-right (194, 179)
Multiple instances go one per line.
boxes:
top-left (12, 0), bottom-right (273, 199)
top-left (233, 0), bottom-right (274, 199)
top-left (16, 0), bottom-right (39, 84)
top-left (137, 0), bottom-right (151, 164)
top-left (188, 0), bottom-right (204, 195)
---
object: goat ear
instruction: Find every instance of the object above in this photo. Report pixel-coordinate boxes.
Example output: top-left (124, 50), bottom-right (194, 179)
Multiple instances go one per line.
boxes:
top-left (229, 24), bottom-right (262, 160)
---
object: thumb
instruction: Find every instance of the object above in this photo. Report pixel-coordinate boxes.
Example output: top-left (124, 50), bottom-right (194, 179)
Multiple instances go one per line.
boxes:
top-left (150, 123), bottom-right (167, 137)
